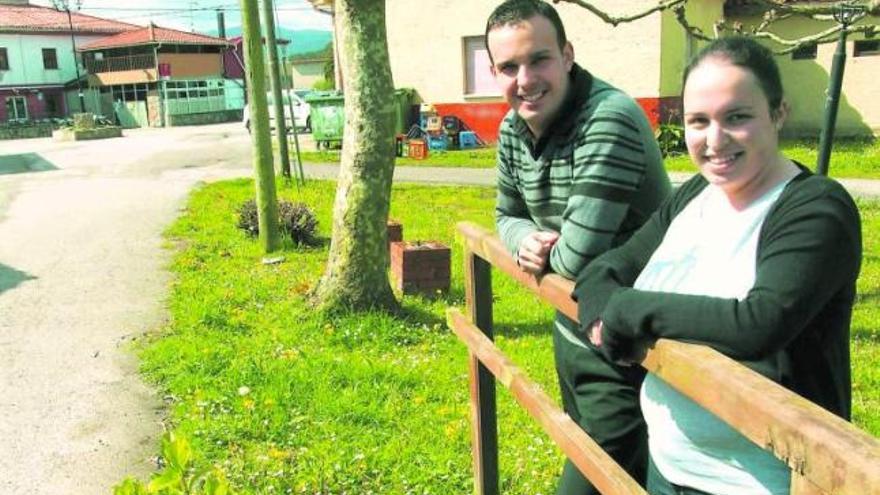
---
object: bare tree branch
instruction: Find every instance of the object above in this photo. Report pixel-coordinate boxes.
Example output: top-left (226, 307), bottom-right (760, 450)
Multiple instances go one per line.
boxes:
top-left (739, 0), bottom-right (879, 17)
top-left (749, 22), bottom-right (877, 54)
top-left (559, 0), bottom-right (878, 56)
top-left (552, 0), bottom-right (687, 26)
top-left (671, 4), bottom-right (712, 41)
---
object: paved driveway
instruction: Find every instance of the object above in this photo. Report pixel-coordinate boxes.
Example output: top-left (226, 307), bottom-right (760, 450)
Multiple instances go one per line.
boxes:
top-left (0, 123), bottom-right (253, 494)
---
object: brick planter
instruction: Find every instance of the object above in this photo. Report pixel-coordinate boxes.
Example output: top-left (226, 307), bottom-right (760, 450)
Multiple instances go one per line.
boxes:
top-left (390, 241), bottom-right (450, 296)
top-left (387, 220), bottom-right (403, 246)
top-left (53, 126), bottom-right (123, 141)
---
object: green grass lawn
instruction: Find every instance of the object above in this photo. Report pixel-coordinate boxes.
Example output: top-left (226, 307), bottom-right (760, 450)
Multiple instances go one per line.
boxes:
top-left (298, 146), bottom-right (498, 168)
top-left (296, 138), bottom-right (880, 178)
top-left (137, 179), bottom-right (880, 493)
top-left (664, 138), bottom-right (880, 178)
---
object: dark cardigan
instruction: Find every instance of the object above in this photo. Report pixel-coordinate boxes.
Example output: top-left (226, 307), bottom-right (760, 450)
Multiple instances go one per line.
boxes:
top-left (574, 166), bottom-right (862, 419)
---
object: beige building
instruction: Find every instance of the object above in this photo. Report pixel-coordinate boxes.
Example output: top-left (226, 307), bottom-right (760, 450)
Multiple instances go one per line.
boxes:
top-left (308, 0), bottom-right (879, 141)
top-left (728, 5), bottom-right (880, 137)
top-left (290, 57), bottom-right (331, 90)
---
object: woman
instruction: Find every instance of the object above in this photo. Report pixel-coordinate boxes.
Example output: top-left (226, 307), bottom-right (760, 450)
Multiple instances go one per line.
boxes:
top-left (573, 36), bottom-right (861, 495)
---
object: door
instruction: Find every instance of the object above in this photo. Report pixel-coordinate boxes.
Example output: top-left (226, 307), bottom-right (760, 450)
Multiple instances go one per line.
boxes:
top-left (115, 100), bottom-right (148, 128)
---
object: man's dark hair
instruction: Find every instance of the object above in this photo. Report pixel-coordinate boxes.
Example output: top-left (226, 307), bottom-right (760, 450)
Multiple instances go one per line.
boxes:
top-left (484, 0), bottom-right (567, 64)
top-left (683, 36), bottom-right (784, 113)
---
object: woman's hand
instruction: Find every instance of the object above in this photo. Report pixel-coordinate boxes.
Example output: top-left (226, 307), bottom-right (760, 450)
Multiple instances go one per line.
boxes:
top-left (588, 319), bottom-right (643, 366)
top-left (588, 319), bottom-right (604, 347)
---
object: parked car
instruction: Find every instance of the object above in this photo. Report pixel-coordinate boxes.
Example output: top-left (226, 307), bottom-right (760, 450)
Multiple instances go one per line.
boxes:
top-left (243, 90), bottom-right (310, 134)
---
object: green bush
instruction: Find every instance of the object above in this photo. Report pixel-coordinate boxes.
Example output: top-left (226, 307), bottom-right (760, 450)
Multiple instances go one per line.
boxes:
top-left (655, 122), bottom-right (686, 157)
top-left (237, 199), bottom-right (319, 245)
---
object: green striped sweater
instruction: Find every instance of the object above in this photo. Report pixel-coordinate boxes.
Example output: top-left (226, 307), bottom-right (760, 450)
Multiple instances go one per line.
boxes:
top-left (496, 64), bottom-right (671, 281)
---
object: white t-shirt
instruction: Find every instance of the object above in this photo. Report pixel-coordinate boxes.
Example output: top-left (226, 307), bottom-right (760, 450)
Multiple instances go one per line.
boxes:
top-left (633, 180), bottom-right (791, 495)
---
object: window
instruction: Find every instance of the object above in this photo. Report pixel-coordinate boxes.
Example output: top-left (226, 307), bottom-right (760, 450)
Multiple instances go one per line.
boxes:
top-left (854, 39), bottom-right (879, 57)
top-left (5, 96), bottom-right (28, 120)
top-left (463, 36), bottom-right (498, 96)
top-left (42, 48), bottom-right (58, 69)
top-left (0, 47), bottom-right (8, 70)
top-left (791, 43), bottom-right (817, 60)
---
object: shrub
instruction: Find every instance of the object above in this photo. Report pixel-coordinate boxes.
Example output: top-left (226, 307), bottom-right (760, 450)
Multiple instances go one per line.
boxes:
top-left (655, 122), bottom-right (686, 157)
top-left (237, 199), bottom-right (318, 245)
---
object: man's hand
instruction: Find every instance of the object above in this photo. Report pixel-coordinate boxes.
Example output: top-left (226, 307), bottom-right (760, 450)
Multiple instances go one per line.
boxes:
top-left (516, 231), bottom-right (559, 275)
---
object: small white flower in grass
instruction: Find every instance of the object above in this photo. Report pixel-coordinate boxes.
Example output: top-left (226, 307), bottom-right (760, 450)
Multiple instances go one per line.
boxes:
top-left (238, 385), bottom-right (251, 396)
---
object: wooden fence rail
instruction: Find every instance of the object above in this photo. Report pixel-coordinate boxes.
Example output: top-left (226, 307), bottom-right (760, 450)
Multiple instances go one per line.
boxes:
top-left (449, 221), bottom-right (880, 495)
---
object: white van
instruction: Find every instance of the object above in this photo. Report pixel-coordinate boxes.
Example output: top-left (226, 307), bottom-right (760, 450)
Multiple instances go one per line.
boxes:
top-left (243, 90), bottom-right (310, 133)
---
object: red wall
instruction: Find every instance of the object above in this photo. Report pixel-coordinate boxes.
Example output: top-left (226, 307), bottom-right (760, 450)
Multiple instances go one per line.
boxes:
top-left (432, 102), bottom-right (509, 144)
top-left (0, 91), bottom-right (46, 122)
top-left (432, 96), bottom-right (680, 144)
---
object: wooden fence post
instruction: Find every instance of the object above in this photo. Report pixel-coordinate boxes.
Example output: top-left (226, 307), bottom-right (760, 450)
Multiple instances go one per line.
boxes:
top-left (465, 250), bottom-right (499, 495)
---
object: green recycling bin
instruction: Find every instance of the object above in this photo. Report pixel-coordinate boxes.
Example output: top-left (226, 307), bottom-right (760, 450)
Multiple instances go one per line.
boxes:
top-left (305, 91), bottom-right (345, 149)
top-left (393, 87), bottom-right (416, 136)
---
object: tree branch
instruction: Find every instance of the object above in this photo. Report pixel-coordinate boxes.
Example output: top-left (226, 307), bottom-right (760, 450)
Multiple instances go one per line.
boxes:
top-left (733, 0), bottom-right (878, 17)
top-left (672, 4), bottom-right (712, 41)
top-left (558, 0), bottom-right (878, 56)
top-left (749, 23), bottom-right (877, 54)
top-left (552, 0), bottom-right (687, 26)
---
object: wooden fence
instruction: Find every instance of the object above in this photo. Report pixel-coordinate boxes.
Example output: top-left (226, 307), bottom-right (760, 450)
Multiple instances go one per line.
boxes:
top-left (447, 221), bottom-right (880, 495)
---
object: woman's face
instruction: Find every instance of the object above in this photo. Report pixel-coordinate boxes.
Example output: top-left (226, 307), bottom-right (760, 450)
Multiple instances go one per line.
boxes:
top-left (682, 57), bottom-right (786, 201)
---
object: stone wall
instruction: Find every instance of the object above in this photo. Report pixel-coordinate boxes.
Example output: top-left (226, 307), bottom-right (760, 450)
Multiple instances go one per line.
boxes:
top-left (0, 123), bottom-right (53, 140)
top-left (166, 109), bottom-right (243, 127)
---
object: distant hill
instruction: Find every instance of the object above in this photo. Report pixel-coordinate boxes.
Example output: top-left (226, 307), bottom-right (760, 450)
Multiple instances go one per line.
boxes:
top-left (206, 26), bottom-right (332, 57)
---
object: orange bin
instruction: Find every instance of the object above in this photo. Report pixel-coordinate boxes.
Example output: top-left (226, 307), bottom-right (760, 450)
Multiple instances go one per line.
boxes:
top-left (408, 138), bottom-right (428, 159)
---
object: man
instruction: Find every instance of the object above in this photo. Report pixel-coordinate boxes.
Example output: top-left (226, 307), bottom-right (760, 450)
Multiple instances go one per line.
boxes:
top-left (486, 1), bottom-right (672, 493)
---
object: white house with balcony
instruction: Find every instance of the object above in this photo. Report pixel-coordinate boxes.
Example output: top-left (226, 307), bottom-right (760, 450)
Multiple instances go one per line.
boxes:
top-left (0, 0), bottom-right (137, 123)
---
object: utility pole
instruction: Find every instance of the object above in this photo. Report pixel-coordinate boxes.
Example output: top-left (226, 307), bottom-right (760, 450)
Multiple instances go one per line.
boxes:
top-left (189, 0), bottom-right (198, 33)
top-left (52, 0), bottom-right (85, 113)
top-left (239, 0), bottom-right (281, 255)
top-left (260, 0), bottom-right (291, 179)
top-left (272, 0), bottom-right (305, 184)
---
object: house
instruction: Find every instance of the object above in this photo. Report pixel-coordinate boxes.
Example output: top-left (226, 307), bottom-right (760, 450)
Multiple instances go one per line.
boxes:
top-left (725, 1), bottom-right (879, 137)
top-left (0, 0), bottom-right (137, 123)
top-left (78, 24), bottom-right (244, 128)
top-left (223, 35), bottom-right (291, 82)
top-left (307, 0), bottom-right (879, 142)
top-left (290, 55), bottom-right (331, 90)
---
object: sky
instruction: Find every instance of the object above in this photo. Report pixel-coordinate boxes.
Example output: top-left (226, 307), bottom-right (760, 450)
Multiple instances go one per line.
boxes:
top-left (30, 0), bottom-right (332, 33)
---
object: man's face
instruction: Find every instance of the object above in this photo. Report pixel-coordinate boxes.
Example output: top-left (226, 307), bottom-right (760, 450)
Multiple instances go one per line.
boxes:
top-left (487, 15), bottom-right (573, 139)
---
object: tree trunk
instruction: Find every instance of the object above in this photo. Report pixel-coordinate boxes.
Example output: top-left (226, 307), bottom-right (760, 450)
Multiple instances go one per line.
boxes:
top-left (240, 0), bottom-right (280, 254)
top-left (313, 0), bottom-right (398, 312)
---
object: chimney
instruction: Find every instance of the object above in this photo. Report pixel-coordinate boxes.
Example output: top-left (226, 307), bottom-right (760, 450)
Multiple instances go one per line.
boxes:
top-left (216, 9), bottom-right (226, 38)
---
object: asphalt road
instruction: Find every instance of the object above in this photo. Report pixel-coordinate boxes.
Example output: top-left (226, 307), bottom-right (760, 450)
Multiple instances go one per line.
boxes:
top-left (0, 123), bottom-right (254, 494)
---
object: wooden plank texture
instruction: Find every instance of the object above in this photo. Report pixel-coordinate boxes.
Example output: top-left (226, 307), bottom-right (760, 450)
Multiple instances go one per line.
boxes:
top-left (448, 309), bottom-right (646, 495)
top-left (464, 250), bottom-right (499, 495)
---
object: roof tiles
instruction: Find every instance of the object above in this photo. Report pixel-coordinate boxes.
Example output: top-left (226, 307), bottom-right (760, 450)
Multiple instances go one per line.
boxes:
top-left (79, 24), bottom-right (231, 51)
top-left (0, 4), bottom-right (138, 34)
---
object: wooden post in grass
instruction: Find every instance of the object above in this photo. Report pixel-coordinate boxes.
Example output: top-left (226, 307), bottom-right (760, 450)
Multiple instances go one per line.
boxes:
top-left (239, 0), bottom-right (280, 254)
top-left (463, 247), bottom-right (499, 495)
